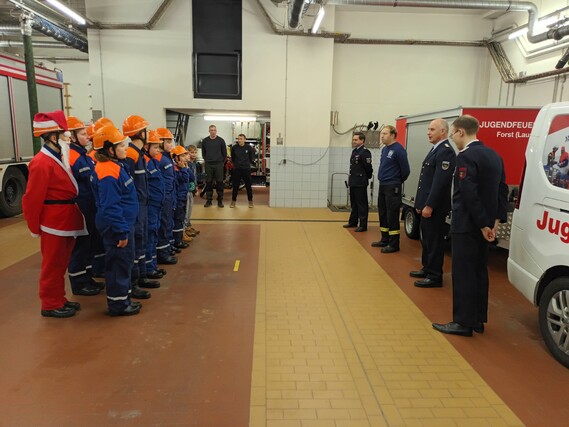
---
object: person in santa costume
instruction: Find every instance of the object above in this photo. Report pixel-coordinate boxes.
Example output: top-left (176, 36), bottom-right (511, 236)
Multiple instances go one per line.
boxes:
top-left (22, 110), bottom-right (87, 318)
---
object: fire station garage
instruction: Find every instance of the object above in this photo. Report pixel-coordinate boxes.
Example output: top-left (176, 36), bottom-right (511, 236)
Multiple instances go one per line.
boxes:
top-left (1, 0), bottom-right (569, 426)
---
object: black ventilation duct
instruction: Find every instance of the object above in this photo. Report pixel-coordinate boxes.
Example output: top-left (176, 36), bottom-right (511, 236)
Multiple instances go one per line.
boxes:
top-left (31, 15), bottom-right (88, 53)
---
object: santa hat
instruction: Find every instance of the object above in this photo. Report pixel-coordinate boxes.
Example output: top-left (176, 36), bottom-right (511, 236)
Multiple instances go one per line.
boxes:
top-left (33, 110), bottom-right (68, 137)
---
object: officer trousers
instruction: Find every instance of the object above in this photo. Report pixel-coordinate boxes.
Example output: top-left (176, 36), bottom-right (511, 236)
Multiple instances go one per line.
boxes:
top-left (348, 186), bottom-right (369, 229)
top-left (205, 162), bottom-right (225, 202)
top-left (39, 233), bottom-right (75, 310)
top-left (420, 208), bottom-right (447, 282)
top-left (451, 230), bottom-right (489, 328)
top-left (378, 184), bottom-right (402, 248)
top-left (102, 226), bottom-right (135, 314)
top-left (232, 168), bottom-right (253, 201)
top-left (68, 211), bottom-right (98, 292)
top-left (132, 201), bottom-right (148, 284)
top-left (157, 192), bottom-right (174, 260)
top-left (146, 203), bottom-right (161, 274)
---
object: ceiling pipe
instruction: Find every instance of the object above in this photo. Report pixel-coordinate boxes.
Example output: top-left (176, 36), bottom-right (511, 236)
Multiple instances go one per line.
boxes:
top-left (90, 0), bottom-right (174, 30)
top-left (0, 40), bottom-right (72, 48)
top-left (289, 0), bottom-right (307, 29)
top-left (325, 0), bottom-right (552, 43)
top-left (31, 15), bottom-right (88, 52)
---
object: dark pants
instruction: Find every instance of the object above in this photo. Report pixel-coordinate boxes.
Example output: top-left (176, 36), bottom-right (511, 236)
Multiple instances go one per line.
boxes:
top-left (173, 198), bottom-right (187, 245)
top-left (102, 226), bottom-right (135, 313)
top-left (132, 201), bottom-right (148, 284)
top-left (451, 231), bottom-right (489, 327)
top-left (348, 186), bottom-right (368, 229)
top-left (157, 192), bottom-right (174, 260)
top-left (68, 211), bottom-right (98, 292)
top-left (232, 168), bottom-right (253, 201)
top-left (146, 203), bottom-right (161, 274)
top-left (205, 162), bottom-right (225, 202)
top-left (420, 208), bottom-right (447, 282)
top-left (378, 184), bottom-right (402, 248)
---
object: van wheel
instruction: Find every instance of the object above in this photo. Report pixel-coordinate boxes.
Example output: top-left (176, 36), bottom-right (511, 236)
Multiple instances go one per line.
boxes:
top-left (0, 168), bottom-right (26, 217)
top-left (539, 277), bottom-right (569, 369)
top-left (403, 207), bottom-right (420, 240)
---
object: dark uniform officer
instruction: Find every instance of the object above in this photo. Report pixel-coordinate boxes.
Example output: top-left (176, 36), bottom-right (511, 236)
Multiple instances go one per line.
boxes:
top-left (433, 115), bottom-right (507, 337)
top-left (411, 120), bottom-right (456, 288)
top-left (344, 132), bottom-right (373, 231)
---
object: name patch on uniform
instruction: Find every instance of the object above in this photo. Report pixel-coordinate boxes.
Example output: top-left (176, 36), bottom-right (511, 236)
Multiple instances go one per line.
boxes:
top-left (457, 167), bottom-right (467, 179)
top-left (442, 161), bottom-right (450, 170)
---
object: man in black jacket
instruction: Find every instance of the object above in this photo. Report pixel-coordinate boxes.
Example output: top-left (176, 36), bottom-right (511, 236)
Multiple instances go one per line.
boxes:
top-left (202, 124), bottom-right (227, 208)
top-left (410, 118), bottom-right (456, 288)
top-left (230, 134), bottom-right (255, 208)
top-left (344, 132), bottom-right (373, 232)
top-left (433, 115), bottom-right (508, 337)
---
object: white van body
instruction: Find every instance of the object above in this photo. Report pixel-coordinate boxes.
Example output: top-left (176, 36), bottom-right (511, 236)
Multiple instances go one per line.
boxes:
top-left (508, 101), bottom-right (569, 368)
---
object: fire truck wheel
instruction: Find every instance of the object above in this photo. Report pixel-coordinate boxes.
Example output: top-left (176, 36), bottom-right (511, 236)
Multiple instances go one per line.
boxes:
top-left (539, 277), bottom-right (569, 369)
top-left (0, 167), bottom-right (26, 217)
top-left (403, 207), bottom-right (420, 240)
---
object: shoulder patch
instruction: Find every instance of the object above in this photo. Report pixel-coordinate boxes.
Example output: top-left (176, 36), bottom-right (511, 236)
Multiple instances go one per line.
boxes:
top-left (457, 167), bottom-right (467, 180)
top-left (366, 157), bottom-right (372, 163)
top-left (442, 161), bottom-right (450, 170)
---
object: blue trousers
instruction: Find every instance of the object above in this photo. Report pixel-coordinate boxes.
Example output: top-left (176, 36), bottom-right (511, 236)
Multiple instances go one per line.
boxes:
top-left (157, 192), bottom-right (174, 259)
top-left (132, 202), bottom-right (148, 283)
top-left (68, 212), bottom-right (98, 292)
top-left (102, 226), bottom-right (135, 313)
top-left (173, 199), bottom-right (187, 245)
top-left (146, 203), bottom-right (161, 273)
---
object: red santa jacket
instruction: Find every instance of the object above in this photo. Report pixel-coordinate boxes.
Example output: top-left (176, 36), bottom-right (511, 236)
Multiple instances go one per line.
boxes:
top-left (22, 147), bottom-right (87, 237)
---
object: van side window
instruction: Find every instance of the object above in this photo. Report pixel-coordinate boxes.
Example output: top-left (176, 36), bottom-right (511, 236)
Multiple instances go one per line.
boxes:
top-left (543, 114), bottom-right (569, 190)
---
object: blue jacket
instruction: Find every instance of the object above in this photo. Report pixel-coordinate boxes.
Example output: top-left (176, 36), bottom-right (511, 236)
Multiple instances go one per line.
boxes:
top-left (378, 142), bottom-right (410, 185)
top-left (156, 152), bottom-right (176, 194)
top-left (125, 143), bottom-right (149, 206)
top-left (145, 154), bottom-right (165, 207)
top-left (69, 143), bottom-right (96, 216)
top-left (175, 165), bottom-right (190, 203)
top-left (91, 160), bottom-right (139, 240)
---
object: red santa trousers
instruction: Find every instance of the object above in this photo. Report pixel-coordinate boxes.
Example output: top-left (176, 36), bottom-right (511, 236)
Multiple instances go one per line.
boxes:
top-left (39, 232), bottom-right (75, 310)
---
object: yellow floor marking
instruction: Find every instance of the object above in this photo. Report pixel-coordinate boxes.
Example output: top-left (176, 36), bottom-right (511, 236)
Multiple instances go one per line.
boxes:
top-left (234, 260), bottom-right (240, 271)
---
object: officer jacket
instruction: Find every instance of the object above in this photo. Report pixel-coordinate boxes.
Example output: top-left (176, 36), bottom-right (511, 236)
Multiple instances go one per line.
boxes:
top-left (91, 159), bottom-right (138, 241)
top-left (125, 144), bottom-right (149, 206)
top-left (414, 139), bottom-right (456, 212)
top-left (348, 145), bottom-right (373, 187)
top-left (451, 141), bottom-right (508, 233)
top-left (69, 143), bottom-right (96, 216)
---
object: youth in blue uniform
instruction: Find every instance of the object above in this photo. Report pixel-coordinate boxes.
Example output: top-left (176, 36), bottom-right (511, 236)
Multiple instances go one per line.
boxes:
top-left (91, 125), bottom-right (141, 316)
top-left (171, 145), bottom-right (190, 249)
top-left (123, 115), bottom-right (157, 295)
top-left (372, 125), bottom-right (410, 253)
top-left (143, 130), bottom-right (166, 279)
top-left (156, 128), bottom-right (178, 265)
top-left (433, 115), bottom-right (508, 337)
top-left (66, 116), bottom-right (102, 296)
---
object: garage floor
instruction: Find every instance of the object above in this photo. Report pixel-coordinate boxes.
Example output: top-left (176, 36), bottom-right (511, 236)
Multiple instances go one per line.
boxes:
top-left (0, 188), bottom-right (567, 426)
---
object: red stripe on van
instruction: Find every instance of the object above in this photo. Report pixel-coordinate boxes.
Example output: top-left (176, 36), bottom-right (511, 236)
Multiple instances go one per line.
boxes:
top-left (548, 114), bottom-right (569, 135)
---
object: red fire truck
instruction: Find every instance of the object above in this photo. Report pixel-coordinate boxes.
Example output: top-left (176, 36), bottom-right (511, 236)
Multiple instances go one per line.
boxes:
top-left (0, 53), bottom-right (64, 217)
top-left (399, 106), bottom-right (540, 250)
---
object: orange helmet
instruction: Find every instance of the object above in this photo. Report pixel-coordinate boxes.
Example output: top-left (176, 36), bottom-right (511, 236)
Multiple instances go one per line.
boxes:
top-left (171, 145), bottom-right (188, 156)
top-left (94, 117), bottom-right (115, 132)
top-left (85, 123), bottom-right (96, 140)
top-left (155, 127), bottom-right (174, 140)
top-left (146, 129), bottom-right (162, 144)
top-left (123, 115), bottom-right (149, 136)
top-left (93, 125), bottom-right (128, 151)
top-left (66, 116), bottom-right (85, 131)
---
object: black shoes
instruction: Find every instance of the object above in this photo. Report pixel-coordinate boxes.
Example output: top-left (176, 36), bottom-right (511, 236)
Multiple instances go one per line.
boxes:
top-left (146, 270), bottom-right (164, 280)
top-left (218, 201), bottom-right (224, 208)
top-left (371, 241), bottom-right (389, 248)
top-left (409, 270), bottom-right (427, 278)
top-left (72, 286), bottom-right (101, 296)
top-left (355, 227), bottom-right (367, 232)
top-left (171, 247), bottom-right (182, 254)
top-left (381, 246), bottom-right (400, 253)
top-left (158, 256), bottom-right (178, 265)
top-left (414, 278), bottom-right (442, 288)
top-left (131, 285), bottom-right (151, 299)
top-left (108, 303), bottom-right (141, 317)
top-left (204, 200), bottom-right (212, 207)
top-left (41, 306), bottom-right (76, 318)
top-left (174, 242), bottom-right (189, 249)
top-left (473, 322), bottom-right (485, 334)
top-left (156, 268), bottom-right (167, 276)
top-left (138, 278), bottom-right (161, 289)
top-left (343, 224), bottom-right (357, 228)
top-left (432, 322), bottom-right (473, 337)
top-left (64, 301), bottom-right (81, 311)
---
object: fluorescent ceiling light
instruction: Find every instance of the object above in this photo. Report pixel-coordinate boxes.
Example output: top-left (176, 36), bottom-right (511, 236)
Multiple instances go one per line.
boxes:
top-left (311, 7), bottom-right (325, 34)
top-left (509, 28), bottom-right (528, 40)
top-left (204, 115), bottom-right (256, 122)
top-left (45, 0), bottom-right (86, 25)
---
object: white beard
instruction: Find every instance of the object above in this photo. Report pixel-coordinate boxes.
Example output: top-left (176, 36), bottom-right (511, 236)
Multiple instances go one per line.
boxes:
top-left (59, 139), bottom-right (71, 170)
